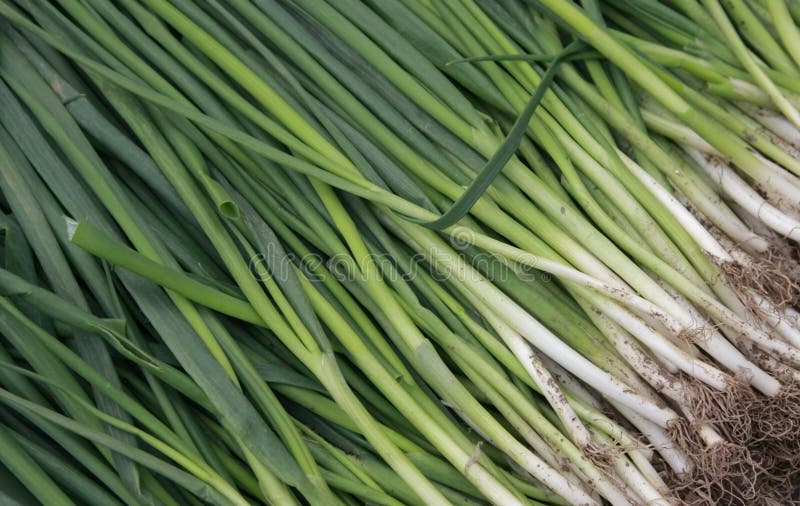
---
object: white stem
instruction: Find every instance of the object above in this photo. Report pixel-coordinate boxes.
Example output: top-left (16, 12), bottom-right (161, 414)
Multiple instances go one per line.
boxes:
top-left (596, 298), bottom-right (729, 389)
top-left (466, 360), bottom-right (580, 480)
top-left (443, 394), bottom-right (597, 505)
top-left (586, 302), bottom-right (742, 460)
top-left (736, 101), bottom-right (800, 149)
top-left (786, 307), bottom-right (800, 330)
top-left (753, 153), bottom-right (800, 216)
top-left (701, 424), bottom-right (726, 447)
top-left (672, 174), bottom-right (770, 253)
top-left (422, 242), bottom-right (680, 427)
top-left (748, 292), bottom-right (800, 348)
top-left (539, 355), bottom-right (602, 408)
top-left (720, 317), bottom-right (800, 365)
top-left (611, 401), bottom-right (693, 475)
top-left (687, 147), bottom-right (800, 241)
top-left (728, 202), bottom-right (780, 238)
top-left (472, 302), bottom-right (639, 505)
top-left (449, 221), bottom-right (780, 395)
top-left (540, 357), bottom-right (656, 462)
top-left (462, 288), bottom-right (596, 451)
top-left (652, 282), bottom-right (703, 357)
top-left (629, 450), bottom-right (670, 496)
top-left (738, 343), bottom-right (800, 383)
top-left (613, 454), bottom-right (671, 506)
top-left (462, 291), bottom-right (685, 503)
top-left (618, 151), bottom-right (731, 259)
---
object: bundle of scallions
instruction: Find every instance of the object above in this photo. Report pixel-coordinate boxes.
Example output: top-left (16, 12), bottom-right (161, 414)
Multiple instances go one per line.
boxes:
top-left (0, 0), bottom-right (799, 504)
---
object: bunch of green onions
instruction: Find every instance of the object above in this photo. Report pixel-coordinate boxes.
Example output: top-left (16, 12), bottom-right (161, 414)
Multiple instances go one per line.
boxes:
top-left (0, 0), bottom-right (798, 505)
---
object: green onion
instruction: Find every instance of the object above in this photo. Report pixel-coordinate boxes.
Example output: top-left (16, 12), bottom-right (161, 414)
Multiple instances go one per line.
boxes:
top-left (1, 1), bottom-right (799, 504)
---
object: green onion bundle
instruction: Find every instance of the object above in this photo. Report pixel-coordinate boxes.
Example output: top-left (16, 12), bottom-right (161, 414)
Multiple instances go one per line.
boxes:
top-left (0, 0), bottom-right (798, 505)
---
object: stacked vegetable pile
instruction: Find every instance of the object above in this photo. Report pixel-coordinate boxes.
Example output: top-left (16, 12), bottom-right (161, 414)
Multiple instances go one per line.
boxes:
top-left (1, 0), bottom-right (799, 504)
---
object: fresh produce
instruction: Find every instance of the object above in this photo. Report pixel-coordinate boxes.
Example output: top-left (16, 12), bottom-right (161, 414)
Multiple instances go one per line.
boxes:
top-left (0, 1), bottom-right (798, 505)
